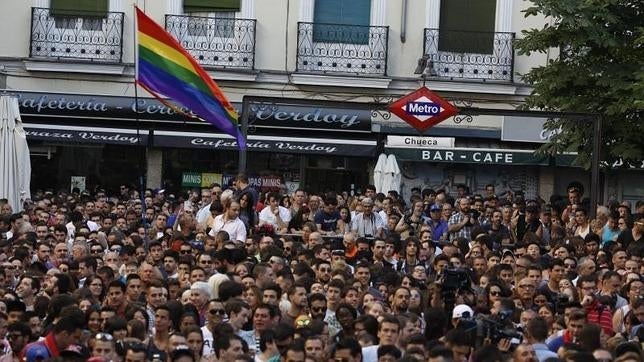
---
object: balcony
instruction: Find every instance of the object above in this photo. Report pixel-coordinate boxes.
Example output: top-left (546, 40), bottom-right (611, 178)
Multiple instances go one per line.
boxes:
top-left (165, 14), bottom-right (256, 70)
top-left (297, 22), bottom-right (389, 76)
top-left (29, 7), bottom-right (124, 63)
top-left (423, 29), bottom-right (514, 81)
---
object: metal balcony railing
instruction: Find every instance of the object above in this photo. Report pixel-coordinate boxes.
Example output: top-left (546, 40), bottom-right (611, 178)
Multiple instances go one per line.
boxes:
top-left (423, 28), bottom-right (514, 81)
top-left (165, 14), bottom-right (256, 70)
top-left (297, 22), bottom-right (389, 76)
top-left (29, 7), bottom-right (124, 62)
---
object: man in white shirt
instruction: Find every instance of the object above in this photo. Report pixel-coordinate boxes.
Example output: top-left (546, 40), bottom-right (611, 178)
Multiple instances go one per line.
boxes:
top-left (208, 201), bottom-right (246, 243)
top-left (196, 184), bottom-right (223, 225)
top-left (258, 193), bottom-right (291, 234)
top-left (351, 198), bottom-right (385, 239)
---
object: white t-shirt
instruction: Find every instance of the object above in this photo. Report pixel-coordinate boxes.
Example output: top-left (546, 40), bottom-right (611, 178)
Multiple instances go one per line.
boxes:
top-left (258, 206), bottom-right (292, 227)
top-left (208, 215), bottom-right (247, 242)
top-left (201, 325), bottom-right (215, 356)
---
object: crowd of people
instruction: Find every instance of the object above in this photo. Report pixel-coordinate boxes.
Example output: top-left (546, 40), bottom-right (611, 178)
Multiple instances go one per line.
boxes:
top-left (0, 173), bottom-right (642, 362)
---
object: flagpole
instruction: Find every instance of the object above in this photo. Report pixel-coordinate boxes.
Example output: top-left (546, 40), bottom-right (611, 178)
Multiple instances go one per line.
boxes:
top-left (239, 96), bottom-right (249, 172)
top-left (133, 5), bottom-right (149, 248)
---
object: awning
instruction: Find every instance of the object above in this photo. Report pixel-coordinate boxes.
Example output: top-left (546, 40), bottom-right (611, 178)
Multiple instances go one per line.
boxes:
top-left (153, 131), bottom-right (377, 157)
top-left (24, 124), bottom-right (149, 145)
top-left (387, 147), bottom-right (550, 166)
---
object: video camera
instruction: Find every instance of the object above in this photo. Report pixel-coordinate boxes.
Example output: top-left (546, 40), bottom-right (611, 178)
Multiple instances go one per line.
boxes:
top-left (457, 309), bottom-right (523, 348)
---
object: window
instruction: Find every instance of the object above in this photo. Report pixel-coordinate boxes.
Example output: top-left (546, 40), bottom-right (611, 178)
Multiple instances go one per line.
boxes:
top-left (187, 11), bottom-right (235, 38)
top-left (313, 0), bottom-right (371, 44)
top-left (438, 0), bottom-right (496, 54)
top-left (183, 0), bottom-right (241, 13)
top-left (50, 0), bottom-right (108, 17)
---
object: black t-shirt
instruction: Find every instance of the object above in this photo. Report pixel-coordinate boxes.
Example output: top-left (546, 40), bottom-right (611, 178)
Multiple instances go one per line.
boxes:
top-left (314, 210), bottom-right (341, 231)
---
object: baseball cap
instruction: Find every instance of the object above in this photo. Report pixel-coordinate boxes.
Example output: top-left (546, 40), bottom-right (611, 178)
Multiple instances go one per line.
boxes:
top-left (452, 304), bottom-right (474, 319)
top-left (25, 344), bottom-right (50, 362)
top-left (430, 204), bottom-right (441, 212)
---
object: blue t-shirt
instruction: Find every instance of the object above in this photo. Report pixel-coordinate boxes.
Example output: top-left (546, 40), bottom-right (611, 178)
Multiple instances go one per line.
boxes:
top-left (314, 210), bottom-right (341, 231)
top-left (601, 226), bottom-right (620, 246)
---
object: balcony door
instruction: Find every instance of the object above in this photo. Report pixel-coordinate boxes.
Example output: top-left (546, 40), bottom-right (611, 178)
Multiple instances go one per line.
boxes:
top-left (33, 0), bottom-right (121, 62)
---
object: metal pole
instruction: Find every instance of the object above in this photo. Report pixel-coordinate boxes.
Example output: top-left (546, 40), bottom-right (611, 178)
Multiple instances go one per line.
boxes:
top-left (238, 96), bottom-right (249, 172)
top-left (589, 116), bottom-right (602, 218)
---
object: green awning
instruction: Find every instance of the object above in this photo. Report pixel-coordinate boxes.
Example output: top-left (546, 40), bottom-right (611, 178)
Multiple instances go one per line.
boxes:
top-left (184, 0), bottom-right (241, 13)
top-left (50, 0), bottom-right (108, 17)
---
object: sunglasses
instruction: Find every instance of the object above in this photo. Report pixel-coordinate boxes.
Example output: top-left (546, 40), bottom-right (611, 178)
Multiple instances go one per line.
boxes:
top-left (209, 309), bottom-right (226, 316)
top-left (489, 291), bottom-right (501, 296)
top-left (95, 332), bottom-right (114, 341)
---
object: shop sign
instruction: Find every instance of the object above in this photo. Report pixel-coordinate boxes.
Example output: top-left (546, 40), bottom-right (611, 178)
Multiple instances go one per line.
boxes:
top-left (201, 173), bottom-right (222, 187)
top-left (501, 116), bottom-right (561, 143)
top-left (386, 135), bottom-right (454, 148)
top-left (222, 174), bottom-right (283, 191)
top-left (388, 87), bottom-right (459, 132)
top-left (70, 176), bottom-right (86, 192)
top-left (11, 91), bottom-right (371, 132)
top-left (181, 172), bottom-right (202, 187)
top-left (153, 131), bottom-right (376, 157)
top-left (389, 148), bottom-right (549, 165)
top-left (24, 124), bottom-right (149, 145)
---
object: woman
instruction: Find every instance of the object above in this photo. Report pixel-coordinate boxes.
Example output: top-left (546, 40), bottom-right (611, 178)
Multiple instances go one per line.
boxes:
top-left (280, 195), bottom-right (291, 209)
top-left (85, 275), bottom-right (105, 302)
top-left (238, 191), bottom-right (257, 231)
top-left (86, 305), bottom-right (102, 334)
top-left (538, 304), bottom-right (556, 336)
top-left (408, 287), bottom-right (426, 316)
top-left (288, 206), bottom-right (311, 233)
top-left (613, 280), bottom-right (643, 334)
top-left (485, 281), bottom-right (510, 306)
top-left (243, 286), bottom-right (261, 311)
top-left (337, 206), bottom-right (352, 235)
top-left (234, 263), bottom-right (250, 278)
top-left (184, 325), bottom-right (207, 362)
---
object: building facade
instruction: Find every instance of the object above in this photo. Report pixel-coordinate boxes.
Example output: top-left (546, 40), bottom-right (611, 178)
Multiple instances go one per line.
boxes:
top-left (0, 0), bottom-right (640, 201)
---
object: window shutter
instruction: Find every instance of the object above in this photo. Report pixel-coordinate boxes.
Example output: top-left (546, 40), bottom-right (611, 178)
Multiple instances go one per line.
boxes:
top-left (438, 0), bottom-right (496, 54)
top-left (184, 0), bottom-right (241, 13)
top-left (50, 0), bottom-right (109, 17)
top-left (313, 0), bottom-right (371, 44)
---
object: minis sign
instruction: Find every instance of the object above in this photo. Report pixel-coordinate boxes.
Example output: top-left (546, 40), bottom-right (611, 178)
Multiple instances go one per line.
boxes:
top-left (388, 87), bottom-right (459, 133)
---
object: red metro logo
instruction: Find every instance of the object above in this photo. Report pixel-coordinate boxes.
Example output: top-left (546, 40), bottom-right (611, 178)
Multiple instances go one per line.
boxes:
top-left (388, 87), bottom-right (459, 133)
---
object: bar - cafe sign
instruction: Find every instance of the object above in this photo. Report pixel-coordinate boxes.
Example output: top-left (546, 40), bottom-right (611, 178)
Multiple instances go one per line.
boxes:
top-left (388, 147), bottom-right (550, 165)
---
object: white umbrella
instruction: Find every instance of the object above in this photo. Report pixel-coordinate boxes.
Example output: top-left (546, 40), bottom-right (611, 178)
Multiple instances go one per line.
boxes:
top-left (372, 153), bottom-right (387, 193)
top-left (0, 95), bottom-right (31, 212)
top-left (382, 154), bottom-right (401, 193)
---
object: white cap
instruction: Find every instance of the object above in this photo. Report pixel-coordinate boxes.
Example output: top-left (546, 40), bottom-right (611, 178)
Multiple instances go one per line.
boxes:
top-left (452, 304), bottom-right (474, 319)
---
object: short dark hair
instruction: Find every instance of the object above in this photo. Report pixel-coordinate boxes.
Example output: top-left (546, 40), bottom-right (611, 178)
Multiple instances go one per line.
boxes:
top-left (377, 345), bottom-right (401, 359)
top-left (526, 317), bottom-right (550, 341)
top-left (214, 334), bottom-right (244, 358)
top-left (53, 308), bottom-right (85, 333)
top-left (333, 337), bottom-right (362, 358)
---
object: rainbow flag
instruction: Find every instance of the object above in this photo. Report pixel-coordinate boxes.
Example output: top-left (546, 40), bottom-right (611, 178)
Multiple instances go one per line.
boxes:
top-left (135, 7), bottom-right (246, 149)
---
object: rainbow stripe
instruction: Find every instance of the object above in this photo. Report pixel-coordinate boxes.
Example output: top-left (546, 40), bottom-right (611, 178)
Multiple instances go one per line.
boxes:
top-left (135, 7), bottom-right (245, 149)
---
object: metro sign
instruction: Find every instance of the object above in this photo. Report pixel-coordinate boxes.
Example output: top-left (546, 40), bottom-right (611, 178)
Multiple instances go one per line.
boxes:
top-left (388, 87), bottom-right (459, 133)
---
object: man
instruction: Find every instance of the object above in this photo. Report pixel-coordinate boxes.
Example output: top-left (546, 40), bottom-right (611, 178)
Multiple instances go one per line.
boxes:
top-left (484, 210), bottom-right (512, 248)
top-left (201, 299), bottom-right (226, 357)
top-left (448, 198), bottom-right (475, 241)
top-left (91, 332), bottom-right (116, 361)
top-left (355, 262), bottom-right (372, 295)
top-left (304, 336), bottom-right (325, 361)
top-left (308, 293), bottom-right (327, 322)
top-left (525, 317), bottom-right (558, 361)
top-left (362, 315), bottom-right (401, 361)
top-left (290, 189), bottom-right (306, 218)
top-left (281, 283), bottom-right (308, 327)
top-left (314, 196), bottom-right (341, 234)
top-left (15, 275), bottom-right (39, 311)
top-left (208, 201), bottom-right (246, 244)
top-left (225, 299), bottom-right (251, 335)
top-left (444, 327), bottom-right (472, 362)
top-left (513, 344), bottom-right (538, 362)
top-left (426, 204), bottom-right (448, 244)
top-left (517, 278), bottom-right (537, 310)
top-left (34, 243), bottom-right (53, 269)
top-left (1, 321), bottom-right (30, 362)
top-left (213, 334), bottom-right (244, 362)
top-left (332, 337), bottom-right (362, 362)
top-left (77, 256), bottom-right (97, 289)
top-left (125, 274), bottom-right (143, 304)
top-left (259, 193), bottom-right (292, 234)
top-left (599, 271), bottom-right (628, 309)
top-left (285, 341), bottom-right (306, 362)
top-left (537, 259), bottom-right (565, 304)
top-left (239, 303), bottom-right (279, 353)
top-left (162, 250), bottom-right (179, 279)
top-left (351, 198), bottom-right (385, 239)
top-left (390, 287), bottom-right (410, 315)
top-left (547, 310), bottom-right (586, 352)
top-left (145, 280), bottom-right (168, 332)
top-left (123, 341), bottom-right (146, 362)
top-left (21, 308), bottom-right (84, 360)
top-left (577, 275), bottom-right (614, 336)
top-left (324, 279), bottom-right (345, 338)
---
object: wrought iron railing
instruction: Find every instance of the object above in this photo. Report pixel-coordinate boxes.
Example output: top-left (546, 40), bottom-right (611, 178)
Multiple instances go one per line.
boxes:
top-left (165, 14), bottom-right (256, 69)
top-left (297, 22), bottom-right (389, 76)
top-left (29, 7), bottom-right (124, 62)
top-left (423, 29), bottom-right (514, 81)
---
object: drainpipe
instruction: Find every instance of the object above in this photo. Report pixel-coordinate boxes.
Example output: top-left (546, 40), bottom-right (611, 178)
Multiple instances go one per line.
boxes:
top-left (400, 0), bottom-right (407, 43)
